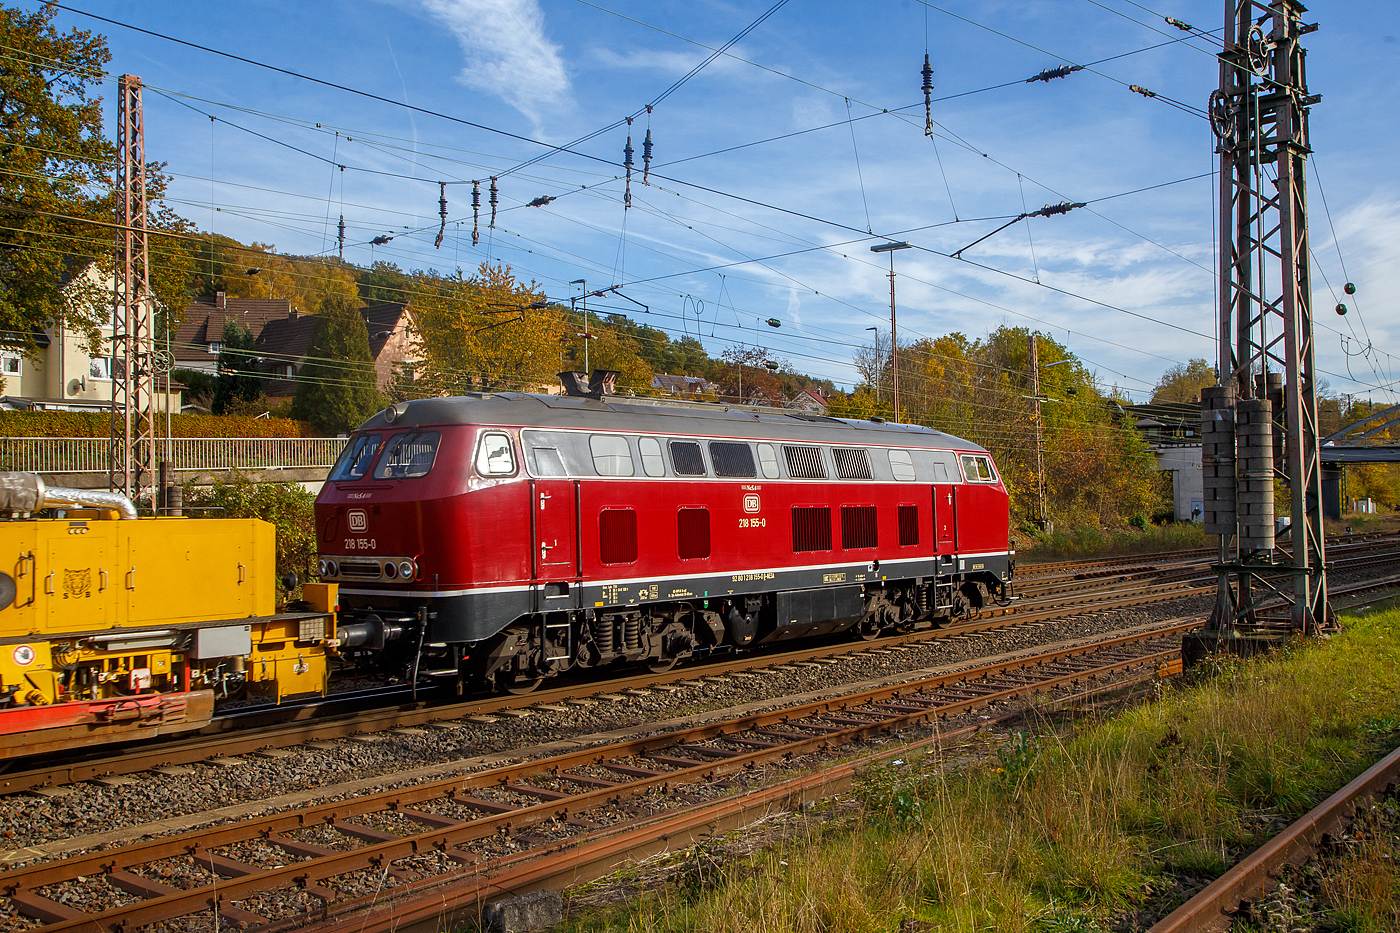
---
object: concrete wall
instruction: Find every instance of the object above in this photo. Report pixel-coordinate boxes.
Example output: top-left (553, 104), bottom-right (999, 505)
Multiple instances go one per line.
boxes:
top-left (1151, 444), bottom-right (1204, 522)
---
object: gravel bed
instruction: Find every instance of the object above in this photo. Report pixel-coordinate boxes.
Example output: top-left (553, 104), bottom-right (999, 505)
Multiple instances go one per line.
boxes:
top-left (283, 823), bottom-right (357, 852)
top-left (213, 838), bottom-right (313, 869)
top-left (0, 598), bottom-right (1210, 864)
top-left (341, 810), bottom-right (427, 837)
top-left (34, 875), bottom-right (141, 913)
top-left (130, 855), bottom-right (219, 890)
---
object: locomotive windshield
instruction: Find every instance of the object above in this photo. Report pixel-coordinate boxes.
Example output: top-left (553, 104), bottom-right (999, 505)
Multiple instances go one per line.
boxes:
top-left (328, 433), bottom-right (382, 481)
top-left (375, 431), bottom-right (442, 479)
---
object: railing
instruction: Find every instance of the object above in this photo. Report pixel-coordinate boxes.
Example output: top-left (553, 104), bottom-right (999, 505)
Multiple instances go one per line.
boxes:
top-left (0, 437), bottom-right (347, 475)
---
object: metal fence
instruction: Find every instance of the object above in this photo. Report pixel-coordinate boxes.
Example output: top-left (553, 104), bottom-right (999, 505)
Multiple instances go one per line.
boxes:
top-left (0, 437), bottom-right (347, 475)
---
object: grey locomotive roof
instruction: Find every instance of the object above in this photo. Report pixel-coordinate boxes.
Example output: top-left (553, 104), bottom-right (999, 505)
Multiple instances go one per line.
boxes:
top-left (357, 392), bottom-right (988, 453)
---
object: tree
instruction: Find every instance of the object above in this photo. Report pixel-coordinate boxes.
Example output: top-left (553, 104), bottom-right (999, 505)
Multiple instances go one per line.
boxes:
top-left (410, 263), bottom-right (562, 395)
top-left (211, 319), bottom-right (263, 414)
top-left (291, 295), bottom-right (383, 434)
top-left (1152, 358), bottom-right (1216, 404)
top-left (0, 4), bottom-right (193, 361)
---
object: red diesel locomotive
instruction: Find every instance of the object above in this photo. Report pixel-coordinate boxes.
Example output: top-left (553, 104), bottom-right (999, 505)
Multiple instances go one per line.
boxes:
top-left (316, 381), bottom-right (1014, 692)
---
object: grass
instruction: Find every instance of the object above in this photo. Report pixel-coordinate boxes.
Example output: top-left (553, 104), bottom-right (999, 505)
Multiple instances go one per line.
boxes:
top-left (1016, 521), bottom-right (1211, 562)
top-left (558, 610), bottom-right (1400, 933)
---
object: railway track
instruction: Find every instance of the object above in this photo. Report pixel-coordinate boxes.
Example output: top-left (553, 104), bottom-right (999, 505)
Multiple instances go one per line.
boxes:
top-left (6, 540), bottom-right (1397, 796)
top-left (0, 551), bottom-right (1223, 795)
top-left (1148, 742), bottom-right (1400, 933)
top-left (0, 621), bottom-right (1192, 932)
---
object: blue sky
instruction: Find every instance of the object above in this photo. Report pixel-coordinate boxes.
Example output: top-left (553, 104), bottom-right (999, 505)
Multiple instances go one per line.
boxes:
top-left (37, 0), bottom-right (1400, 402)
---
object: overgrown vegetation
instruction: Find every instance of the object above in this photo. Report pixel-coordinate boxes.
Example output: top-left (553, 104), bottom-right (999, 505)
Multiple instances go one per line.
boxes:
top-left (1018, 521), bottom-right (1211, 562)
top-left (0, 410), bottom-right (310, 437)
top-left (563, 610), bottom-right (1400, 933)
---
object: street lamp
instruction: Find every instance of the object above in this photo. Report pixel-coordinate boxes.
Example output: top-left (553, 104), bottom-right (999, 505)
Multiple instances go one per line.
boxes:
top-left (870, 241), bottom-right (911, 422)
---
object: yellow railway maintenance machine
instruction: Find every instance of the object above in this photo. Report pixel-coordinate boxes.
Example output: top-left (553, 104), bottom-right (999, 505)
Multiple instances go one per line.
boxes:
top-left (0, 473), bottom-right (338, 759)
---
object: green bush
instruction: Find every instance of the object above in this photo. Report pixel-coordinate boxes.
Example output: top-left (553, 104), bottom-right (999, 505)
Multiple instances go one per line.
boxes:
top-left (0, 410), bottom-right (314, 438)
top-left (181, 476), bottom-right (318, 598)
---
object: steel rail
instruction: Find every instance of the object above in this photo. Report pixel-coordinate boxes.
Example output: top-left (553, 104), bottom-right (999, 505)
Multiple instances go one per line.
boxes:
top-left (1148, 743), bottom-right (1400, 933)
top-left (0, 576), bottom-right (1211, 794)
top-left (0, 626), bottom-right (1190, 931)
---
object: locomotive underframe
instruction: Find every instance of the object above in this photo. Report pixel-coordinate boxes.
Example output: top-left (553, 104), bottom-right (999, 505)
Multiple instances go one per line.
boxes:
top-left (337, 555), bottom-right (1013, 690)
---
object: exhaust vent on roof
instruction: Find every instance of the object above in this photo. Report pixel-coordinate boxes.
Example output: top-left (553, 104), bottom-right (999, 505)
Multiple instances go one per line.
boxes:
top-left (558, 369), bottom-right (620, 399)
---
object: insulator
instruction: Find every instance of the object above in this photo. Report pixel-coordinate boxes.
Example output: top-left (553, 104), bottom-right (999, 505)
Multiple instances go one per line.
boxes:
top-left (1129, 84), bottom-right (1157, 99)
top-left (336, 214), bottom-right (345, 260)
top-left (471, 180), bottom-right (480, 246)
top-left (1336, 302), bottom-right (1348, 316)
top-left (1026, 64), bottom-right (1083, 83)
top-left (623, 135), bottom-right (634, 209)
top-left (1344, 282), bottom-right (1356, 295)
top-left (921, 53), bottom-right (934, 95)
top-left (642, 128), bottom-right (652, 184)
top-left (922, 53), bottom-right (934, 136)
top-left (434, 181), bottom-right (447, 249)
top-left (488, 176), bottom-right (498, 228)
top-left (1165, 16), bottom-right (1193, 31)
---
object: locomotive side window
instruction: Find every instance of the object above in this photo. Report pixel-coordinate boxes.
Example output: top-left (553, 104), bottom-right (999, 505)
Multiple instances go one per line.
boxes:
top-left (833, 448), bottom-right (872, 480)
top-left (475, 433), bottom-right (516, 476)
top-left (669, 441), bottom-right (706, 476)
top-left (898, 505), bottom-right (920, 546)
top-left (792, 507), bottom-right (832, 552)
top-left (960, 454), bottom-right (997, 483)
top-left (888, 449), bottom-right (916, 481)
top-left (329, 433), bottom-right (382, 481)
top-left (374, 431), bottom-right (441, 479)
top-left (677, 508), bottom-right (711, 559)
top-left (757, 443), bottom-right (781, 479)
top-left (841, 506), bottom-right (878, 549)
top-left (590, 435), bottom-right (634, 476)
top-left (932, 461), bottom-right (950, 482)
top-left (638, 437), bottom-right (666, 477)
top-left (709, 442), bottom-right (757, 478)
top-left (784, 445), bottom-right (827, 479)
top-left (528, 447), bottom-right (567, 477)
top-left (599, 509), bottom-right (638, 564)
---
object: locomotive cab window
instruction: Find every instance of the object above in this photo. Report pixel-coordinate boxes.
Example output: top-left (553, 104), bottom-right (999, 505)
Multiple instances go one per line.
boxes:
top-left (757, 443), bottom-right (781, 479)
top-left (670, 440), bottom-right (706, 476)
top-left (709, 442), bottom-right (756, 477)
top-left (960, 454), bottom-right (997, 483)
top-left (889, 449), bottom-right (916, 481)
top-left (528, 446), bottom-right (567, 477)
top-left (329, 433), bottom-right (382, 481)
top-left (374, 431), bottom-right (441, 479)
top-left (590, 435), bottom-right (634, 476)
top-left (638, 437), bottom-right (666, 477)
top-left (475, 432), bottom-right (516, 476)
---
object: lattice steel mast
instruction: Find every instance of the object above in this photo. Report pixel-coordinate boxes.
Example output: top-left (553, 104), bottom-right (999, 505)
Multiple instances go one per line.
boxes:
top-left (109, 74), bottom-right (157, 503)
top-left (1203, 1), bottom-right (1329, 636)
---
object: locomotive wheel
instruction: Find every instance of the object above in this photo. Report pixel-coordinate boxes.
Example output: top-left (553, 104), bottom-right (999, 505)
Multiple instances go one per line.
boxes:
top-left (646, 656), bottom-right (679, 674)
top-left (855, 616), bottom-right (882, 640)
top-left (499, 674), bottom-right (544, 695)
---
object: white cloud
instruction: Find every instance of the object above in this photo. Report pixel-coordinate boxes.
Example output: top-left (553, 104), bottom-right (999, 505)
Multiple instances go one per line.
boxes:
top-left (418, 0), bottom-right (571, 124)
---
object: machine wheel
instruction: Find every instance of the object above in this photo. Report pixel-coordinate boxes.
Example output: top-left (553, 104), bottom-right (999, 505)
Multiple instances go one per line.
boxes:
top-left (500, 674), bottom-right (544, 695)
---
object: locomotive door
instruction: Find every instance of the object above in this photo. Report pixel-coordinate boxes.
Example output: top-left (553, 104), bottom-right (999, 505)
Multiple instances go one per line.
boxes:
top-left (532, 479), bottom-right (580, 605)
top-left (933, 484), bottom-right (957, 551)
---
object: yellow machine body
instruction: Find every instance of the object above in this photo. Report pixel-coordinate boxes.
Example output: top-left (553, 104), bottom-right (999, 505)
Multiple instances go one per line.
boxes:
top-left (0, 515), bottom-right (333, 708)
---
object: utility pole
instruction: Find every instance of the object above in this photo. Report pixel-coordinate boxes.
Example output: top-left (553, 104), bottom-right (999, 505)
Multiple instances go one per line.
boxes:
top-left (1199, 1), bottom-right (1330, 652)
top-left (1029, 335), bottom-right (1048, 532)
top-left (870, 241), bottom-right (911, 422)
top-left (109, 74), bottom-right (156, 504)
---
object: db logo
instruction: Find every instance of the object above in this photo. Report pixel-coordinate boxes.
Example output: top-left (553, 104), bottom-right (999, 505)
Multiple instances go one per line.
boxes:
top-left (743, 494), bottom-right (760, 513)
top-left (12, 645), bottom-right (36, 667)
top-left (347, 509), bottom-right (368, 532)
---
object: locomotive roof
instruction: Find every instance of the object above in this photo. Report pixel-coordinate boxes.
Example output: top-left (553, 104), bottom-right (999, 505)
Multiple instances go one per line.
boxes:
top-left (356, 393), bottom-right (988, 453)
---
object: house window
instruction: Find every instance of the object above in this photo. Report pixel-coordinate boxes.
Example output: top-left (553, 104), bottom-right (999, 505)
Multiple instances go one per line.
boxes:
top-left (1, 354), bottom-right (20, 375)
top-left (207, 342), bottom-right (223, 354)
top-left (89, 357), bottom-right (111, 380)
top-left (282, 364), bottom-right (296, 378)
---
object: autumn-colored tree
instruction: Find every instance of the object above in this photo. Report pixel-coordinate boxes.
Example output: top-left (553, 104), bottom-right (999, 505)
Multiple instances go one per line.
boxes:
top-left (410, 263), bottom-right (562, 395)
top-left (1, 3), bottom-right (193, 362)
top-left (190, 236), bottom-right (358, 314)
top-left (1151, 358), bottom-right (1216, 403)
top-left (291, 295), bottom-right (384, 434)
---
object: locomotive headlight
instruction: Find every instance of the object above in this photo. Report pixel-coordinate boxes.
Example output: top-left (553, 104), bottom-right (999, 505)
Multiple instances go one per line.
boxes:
top-left (398, 559), bottom-right (416, 580)
top-left (325, 559), bottom-right (339, 577)
top-left (383, 560), bottom-right (399, 579)
top-left (318, 559), bottom-right (327, 576)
